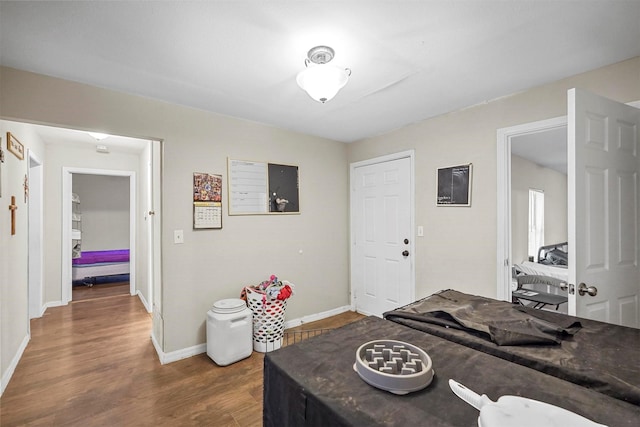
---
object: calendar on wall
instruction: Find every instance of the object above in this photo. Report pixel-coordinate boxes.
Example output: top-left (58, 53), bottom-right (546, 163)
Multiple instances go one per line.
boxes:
top-left (193, 172), bottom-right (222, 229)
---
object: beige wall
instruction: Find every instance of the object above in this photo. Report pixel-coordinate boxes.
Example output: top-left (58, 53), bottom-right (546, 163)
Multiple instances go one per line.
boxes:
top-left (347, 56), bottom-right (640, 301)
top-left (510, 155), bottom-right (568, 265)
top-left (73, 174), bottom-right (130, 252)
top-left (0, 66), bottom-right (350, 357)
top-left (0, 120), bottom-right (45, 390)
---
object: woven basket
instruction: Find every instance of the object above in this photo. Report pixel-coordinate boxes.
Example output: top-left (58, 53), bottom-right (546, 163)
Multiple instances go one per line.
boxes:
top-left (245, 286), bottom-right (288, 352)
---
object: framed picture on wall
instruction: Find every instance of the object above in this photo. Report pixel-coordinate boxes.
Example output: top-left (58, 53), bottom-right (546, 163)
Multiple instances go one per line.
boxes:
top-left (7, 132), bottom-right (24, 160)
top-left (436, 164), bottom-right (472, 206)
top-left (228, 158), bottom-right (300, 215)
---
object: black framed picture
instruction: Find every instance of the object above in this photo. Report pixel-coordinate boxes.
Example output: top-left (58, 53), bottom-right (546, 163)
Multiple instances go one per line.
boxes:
top-left (228, 158), bottom-right (300, 215)
top-left (437, 164), bottom-right (472, 206)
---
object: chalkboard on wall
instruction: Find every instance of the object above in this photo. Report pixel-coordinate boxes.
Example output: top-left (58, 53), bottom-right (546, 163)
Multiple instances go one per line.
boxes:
top-left (437, 164), bottom-right (472, 206)
top-left (268, 163), bottom-right (299, 213)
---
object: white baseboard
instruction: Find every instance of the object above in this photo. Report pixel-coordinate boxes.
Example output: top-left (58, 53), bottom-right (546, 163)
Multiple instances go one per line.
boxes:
top-left (136, 290), bottom-right (151, 313)
top-left (1, 333), bottom-right (30, 397)
top-left (151, 305), bottom-right (354, 365)
top-left (151, 332), bottom-right (206, 365)
top-left (44, 300), bottom-right (65, 309)
top-left (284, 305), bottom-right (352, 329)
top-left (37, 304), bottom-right (47, 318)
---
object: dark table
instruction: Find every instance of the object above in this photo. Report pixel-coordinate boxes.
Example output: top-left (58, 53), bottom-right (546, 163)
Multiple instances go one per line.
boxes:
top-left (264, 316), bottom-right (640, 427)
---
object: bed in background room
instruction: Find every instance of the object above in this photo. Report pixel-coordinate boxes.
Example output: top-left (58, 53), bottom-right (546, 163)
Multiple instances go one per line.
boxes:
top-left (263, 289), bottom-right (640, 426)
top-left (513, 242), bottom-right (569, 310)
top-left (72, 249), bottom-right (130, 286)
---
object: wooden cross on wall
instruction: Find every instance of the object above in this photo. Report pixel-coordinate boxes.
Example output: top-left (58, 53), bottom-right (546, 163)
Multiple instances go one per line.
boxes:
top-left (9, 196), bottom-right (18, 235)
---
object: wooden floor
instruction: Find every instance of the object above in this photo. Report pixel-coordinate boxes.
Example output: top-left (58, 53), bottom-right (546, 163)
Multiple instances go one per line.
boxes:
top-left (72, 281), bottom-right (130, 302)
top-left (0, 294), bottom-right (364, 426)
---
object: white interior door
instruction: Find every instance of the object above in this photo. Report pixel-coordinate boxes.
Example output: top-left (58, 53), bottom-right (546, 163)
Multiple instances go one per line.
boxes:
top-left (568, 88), bottom-right (640, 327)
top-left (351, 153), bottom-right (414, 317)
top-left (151, 140), bottom-right (164, 348)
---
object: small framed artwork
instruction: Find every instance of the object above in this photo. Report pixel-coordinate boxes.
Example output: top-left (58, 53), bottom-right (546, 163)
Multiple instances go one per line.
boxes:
top-left (437, 164), bottom-right (472, 206)
top-left (7, 132), bottom-right (24, 160)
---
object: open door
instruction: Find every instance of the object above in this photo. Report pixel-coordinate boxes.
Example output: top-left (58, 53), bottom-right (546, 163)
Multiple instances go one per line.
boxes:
top-left (568, 88), bottom-right (640, 327)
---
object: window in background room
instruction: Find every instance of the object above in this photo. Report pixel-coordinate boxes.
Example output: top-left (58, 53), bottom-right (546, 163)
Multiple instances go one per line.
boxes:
top-left (528, 189), bottom-right (544, 262)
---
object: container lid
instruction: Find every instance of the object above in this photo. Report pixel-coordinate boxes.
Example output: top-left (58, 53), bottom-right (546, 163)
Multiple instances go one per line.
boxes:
top-left (211, 298), bottom-right (247, 314)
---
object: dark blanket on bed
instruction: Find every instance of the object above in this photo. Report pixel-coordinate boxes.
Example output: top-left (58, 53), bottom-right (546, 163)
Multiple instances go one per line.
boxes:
top-left (384, 289), bottom-right (640, 406)
top-left (385, 289), bottom-right (579, 345)
top-left (263, 316), bottom-right (640, 427)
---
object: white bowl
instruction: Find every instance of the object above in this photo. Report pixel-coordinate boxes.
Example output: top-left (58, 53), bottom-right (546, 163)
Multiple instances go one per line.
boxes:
top-left (353, 339), bottom-right (434, 395)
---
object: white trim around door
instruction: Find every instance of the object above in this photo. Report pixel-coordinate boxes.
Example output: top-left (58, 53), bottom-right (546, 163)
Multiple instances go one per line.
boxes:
top-left (349, 150), bottom-right (416, 315)
top-left (496, 116), bottom-right (567, 301)
top-left (61, 167), bottom-right (137, 304)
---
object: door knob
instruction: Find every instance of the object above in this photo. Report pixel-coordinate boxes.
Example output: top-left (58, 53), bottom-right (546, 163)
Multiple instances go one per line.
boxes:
top-left (578, 282), bottom-right (598, 297)
top-left (402, 250), bottom-right (409, 257)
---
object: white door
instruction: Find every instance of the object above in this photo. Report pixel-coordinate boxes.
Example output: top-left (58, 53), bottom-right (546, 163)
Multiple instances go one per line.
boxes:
top-left (568, 88), bottom-right (640, 327)
top-left (351, 154), bottom-right (414, 317)
top-left (151, 140), bottom-right (164, 347)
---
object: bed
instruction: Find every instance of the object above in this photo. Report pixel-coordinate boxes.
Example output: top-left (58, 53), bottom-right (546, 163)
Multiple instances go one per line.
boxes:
top-left (537, 241), bottom-right (568, 266)
top-left (513, 242), bottom-right (570, 310)
top-left (72, 249), bottom-right (130, 286)
top-left (263, 290), bottom-right (640, 426)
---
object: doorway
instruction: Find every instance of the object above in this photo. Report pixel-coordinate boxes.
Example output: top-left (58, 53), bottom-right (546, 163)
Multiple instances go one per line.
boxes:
top-left (61, 168), bottom-right (137, 304)
top-left (28, 150), bottom-right (44, 319)
top-left (497, 117), bottom-right (567, 301)
top-left (350, 150), bottom-right (415, 317)
top-left (497, 95), bottom-right (640, 326)
top-left (71, 173), bottom-right (132, 302)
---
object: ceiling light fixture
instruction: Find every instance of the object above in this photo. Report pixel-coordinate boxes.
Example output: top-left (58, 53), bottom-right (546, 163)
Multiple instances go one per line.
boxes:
top-left (87, 132), bottom-right (109, 141)
top-left (296, 46), bottom-right (351, 104)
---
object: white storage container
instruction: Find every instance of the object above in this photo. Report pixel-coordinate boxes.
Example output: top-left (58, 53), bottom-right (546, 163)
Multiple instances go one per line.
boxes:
top-left (206, 298), bottom-right (253, 366)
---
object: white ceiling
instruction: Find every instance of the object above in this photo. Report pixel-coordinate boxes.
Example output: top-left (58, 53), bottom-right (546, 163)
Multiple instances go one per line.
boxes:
top-left (20, 123), bottom-right (151, 154)
top-left (511, 126), bottom-right (567, 175)
top-left (1, 1), bottom-right (639, 144)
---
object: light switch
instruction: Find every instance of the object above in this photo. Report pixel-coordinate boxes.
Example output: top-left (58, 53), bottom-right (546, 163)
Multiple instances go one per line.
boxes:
top-left (174, 229), bottom-right (184, 244)
top-left (417, 226), bottom-right (424, 237)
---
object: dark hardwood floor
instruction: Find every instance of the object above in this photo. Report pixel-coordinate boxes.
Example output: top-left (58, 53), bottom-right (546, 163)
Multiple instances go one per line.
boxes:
top-left (0, 294), bottom-right (363, 426)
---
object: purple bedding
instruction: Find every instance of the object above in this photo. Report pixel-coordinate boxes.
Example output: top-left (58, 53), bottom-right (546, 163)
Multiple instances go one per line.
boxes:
top-left (72, 249), bottom-right (129, 265)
